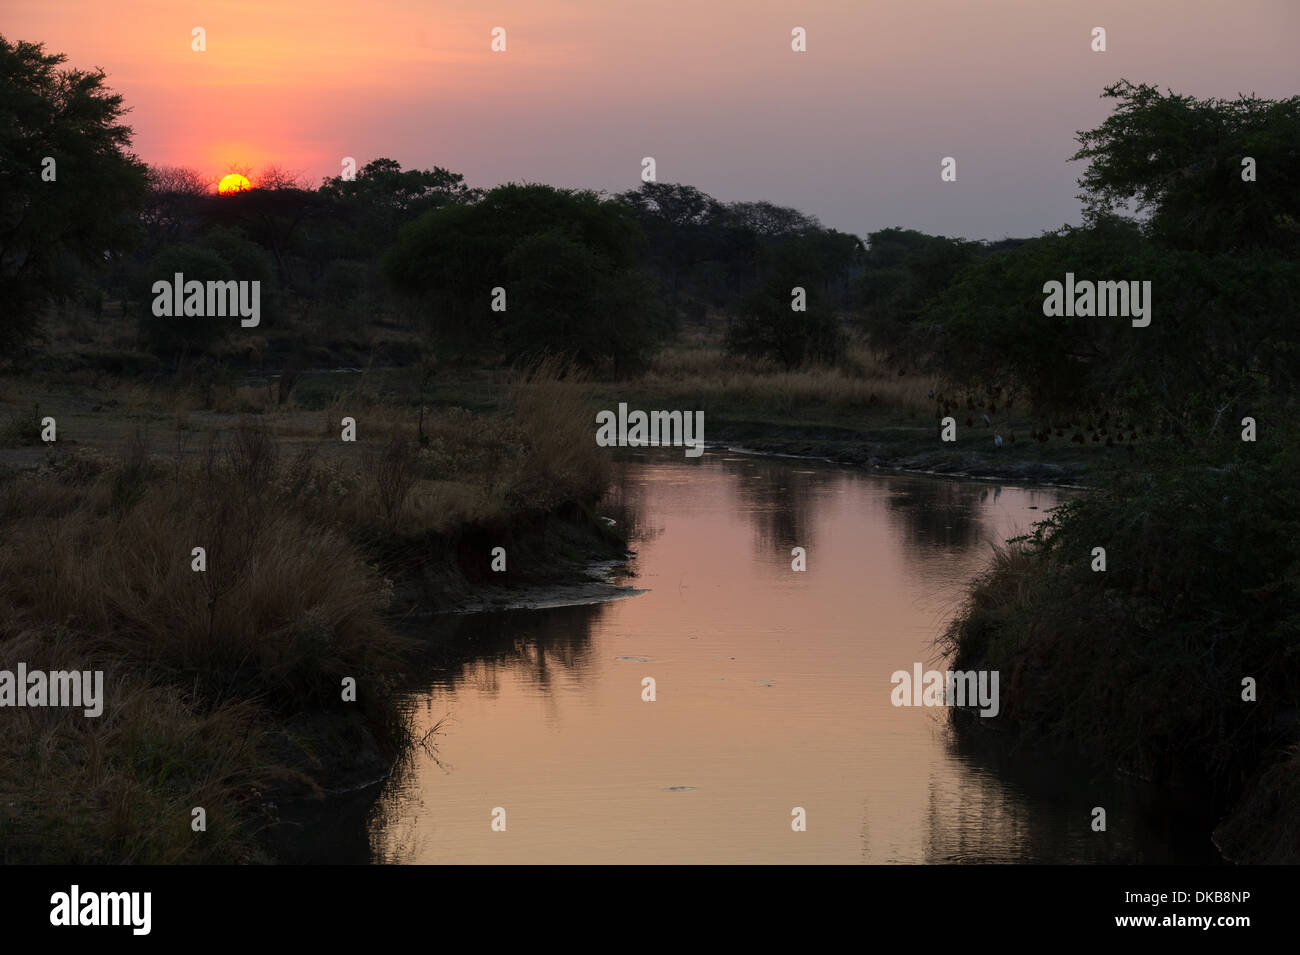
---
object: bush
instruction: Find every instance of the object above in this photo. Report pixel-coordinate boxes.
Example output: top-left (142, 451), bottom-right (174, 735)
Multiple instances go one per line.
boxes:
top-left (725, 275), bottom-right (845, 369)
top-left (364, 436), bottom-right (419, 526)
top-left (136, 243), bottom-right (234, 357)
top-left (943, 425), bottom-right (1300, 793)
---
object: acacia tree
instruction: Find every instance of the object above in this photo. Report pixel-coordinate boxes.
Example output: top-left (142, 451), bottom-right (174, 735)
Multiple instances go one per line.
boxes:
top-left (618, 182), bottom-right (727, 320)
top-left (138, 165), bottom-right (209, 255)
top-left (319, 158), bottom-right (475, 241)
top-left (0, 35), bottom-right (148, 346)
top-left (1072, 79), bottom-right (1300, 254)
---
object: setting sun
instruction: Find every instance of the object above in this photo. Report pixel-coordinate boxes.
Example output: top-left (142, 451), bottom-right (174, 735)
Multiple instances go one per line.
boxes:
top-left (217, 173), bottom-right (252, 195)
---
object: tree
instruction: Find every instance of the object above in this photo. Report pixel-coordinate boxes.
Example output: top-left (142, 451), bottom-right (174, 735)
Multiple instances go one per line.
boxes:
top-left (929, 214), bottom-right (1300, 427)
top-left (618, 182), bottom-right (727, 320)
top-left (200, 186), bottom-right (336, 288)
top-left (138, 165), bottom-right (209, 255)
top-left (385, 183), bottom-right (665, 370)
top-left (726, 271), bottom-right (844, 370)
top-left (926, 82), bottom-right (1300, 423)
top-left (256, 164), bottom-right (309, 191)
top-left (502, 228), bottom-right (665, 373)
top-left (319, 157), bottom-right (474, 245)
top-left (147, 165), bottom-right (208, 196)
top-left (1072, 79), bottom-right (1300, 255)
top-left (854, 228), bottom-right (977, 364)
top-left (723, 200), bottom-right (821, 237)
top-left (926, 218), bottom-right (1147, 413)
top-left (0, 35), bottom-right (148, 347)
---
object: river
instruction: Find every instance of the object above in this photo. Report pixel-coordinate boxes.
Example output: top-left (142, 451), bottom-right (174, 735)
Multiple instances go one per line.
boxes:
top-left (293, 452), bottom-right (1221, 864)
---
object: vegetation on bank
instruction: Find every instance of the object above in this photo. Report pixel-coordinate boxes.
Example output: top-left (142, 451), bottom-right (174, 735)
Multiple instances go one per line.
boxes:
top-left (944, 425), bottom-right (1299, 773)
top-left (938, 82), bottom-right (1300, 862)
top-left (0, 365), bottom-right (622, 862)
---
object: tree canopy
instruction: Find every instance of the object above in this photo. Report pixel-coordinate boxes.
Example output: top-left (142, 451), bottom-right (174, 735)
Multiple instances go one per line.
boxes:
top-left (0, 35), bottom-right (148, 346)
top-left (384, 183), bottom-right (667, 371)
top-left (1072, 79), bottom-right (1300, 254)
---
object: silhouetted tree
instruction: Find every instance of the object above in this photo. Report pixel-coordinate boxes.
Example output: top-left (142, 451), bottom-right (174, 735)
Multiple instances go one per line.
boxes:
top-left (0, 35), bottom-right (148, 347)
top-left (1073, 80), bottom-right (1300, 255)
top-left (385, 183), bottom-right (666, 370)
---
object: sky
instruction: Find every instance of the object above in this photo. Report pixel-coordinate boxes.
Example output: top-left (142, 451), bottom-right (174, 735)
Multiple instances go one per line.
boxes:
top-left (7, 0), bottom-right (1298, 241)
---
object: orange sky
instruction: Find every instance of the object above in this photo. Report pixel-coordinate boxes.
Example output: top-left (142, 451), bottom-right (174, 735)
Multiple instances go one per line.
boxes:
top-left (7, 0), bottom-right (1299, 238)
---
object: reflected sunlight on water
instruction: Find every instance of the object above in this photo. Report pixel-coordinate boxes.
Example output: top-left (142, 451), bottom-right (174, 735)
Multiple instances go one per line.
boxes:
top-left (364, 453), bottom-right (1218, 864)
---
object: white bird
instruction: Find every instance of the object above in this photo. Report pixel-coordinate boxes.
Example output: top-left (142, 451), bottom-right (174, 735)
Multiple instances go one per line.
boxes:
top-left (994, 434), bottom-right (1003, 449)
top-left (982, 413), bottom-right (991, 427)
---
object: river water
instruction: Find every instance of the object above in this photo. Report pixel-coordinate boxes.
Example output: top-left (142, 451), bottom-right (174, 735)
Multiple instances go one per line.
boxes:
top-left (344, 452), bottom-right (1219, 864)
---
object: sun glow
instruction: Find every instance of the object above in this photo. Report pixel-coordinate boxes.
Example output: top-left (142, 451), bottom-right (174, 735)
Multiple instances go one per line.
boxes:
top-left (217, 173), bottom-right (252, 195)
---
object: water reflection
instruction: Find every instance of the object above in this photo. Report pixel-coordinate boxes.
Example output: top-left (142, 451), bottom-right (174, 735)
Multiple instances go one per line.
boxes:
top-left (719, 456), bottom-right (823, 554)
top-left (424, 603), bottom-right (608, 695)
top-left (926, 719), bottom-right (1222, 864)
top-left (305, 452), bottom-right (1213, 864)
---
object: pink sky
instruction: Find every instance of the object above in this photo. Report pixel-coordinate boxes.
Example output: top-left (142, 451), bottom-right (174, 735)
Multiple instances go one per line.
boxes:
top-left (8, 0), bottom-right (1298, 238)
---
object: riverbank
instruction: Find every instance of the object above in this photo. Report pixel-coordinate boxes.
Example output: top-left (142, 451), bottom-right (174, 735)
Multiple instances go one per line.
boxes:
top-left (940, 432), bottom-right (1300, 864)
top-left (0, 363), bottom-right (630, 863)
top-left (6, 311), bottom-right (1130, 488)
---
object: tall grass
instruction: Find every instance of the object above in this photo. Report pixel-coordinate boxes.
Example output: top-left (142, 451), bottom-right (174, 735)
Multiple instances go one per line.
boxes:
top-left (0, 360), bottom-right (619, 860)
top-left (0, 427), bottom-right (408, 861)
top-left (634, 343), bottom-right (938, 413)
top-left (505, 356), bottom-right (611, 511)
top-left (940, 428), bottom-right (1300, 859)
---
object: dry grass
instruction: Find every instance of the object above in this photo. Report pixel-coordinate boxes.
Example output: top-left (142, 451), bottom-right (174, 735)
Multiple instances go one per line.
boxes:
top-left (0, 359), bottom-right (617, 860)
top-left (505, 357), bottom-right (612, 507)
top-left (0, 487), bottom-right (396, 685)
top-left (0, 644), bottom-right (274, 864)
top-left (0, 426), bottom-right (409, 861)
top-left (210, 384), bottom-right (278, 415)
top-left (364, 436), bottom-right (420, 528)
top-left (1214, 742), bottom-right (1300, 864)
top-left (936, 541), bottom-right (1044, 671)
top-left (635, 343), bottom-right (938, 413)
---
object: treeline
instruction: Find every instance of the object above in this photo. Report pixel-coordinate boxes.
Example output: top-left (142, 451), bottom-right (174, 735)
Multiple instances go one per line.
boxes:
top-left (0, 32), bottom-right (999, 380)
top-left (131, 173), bottom-right (876, 374)
top-left (7, 33), bottom-right (1298, 449)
